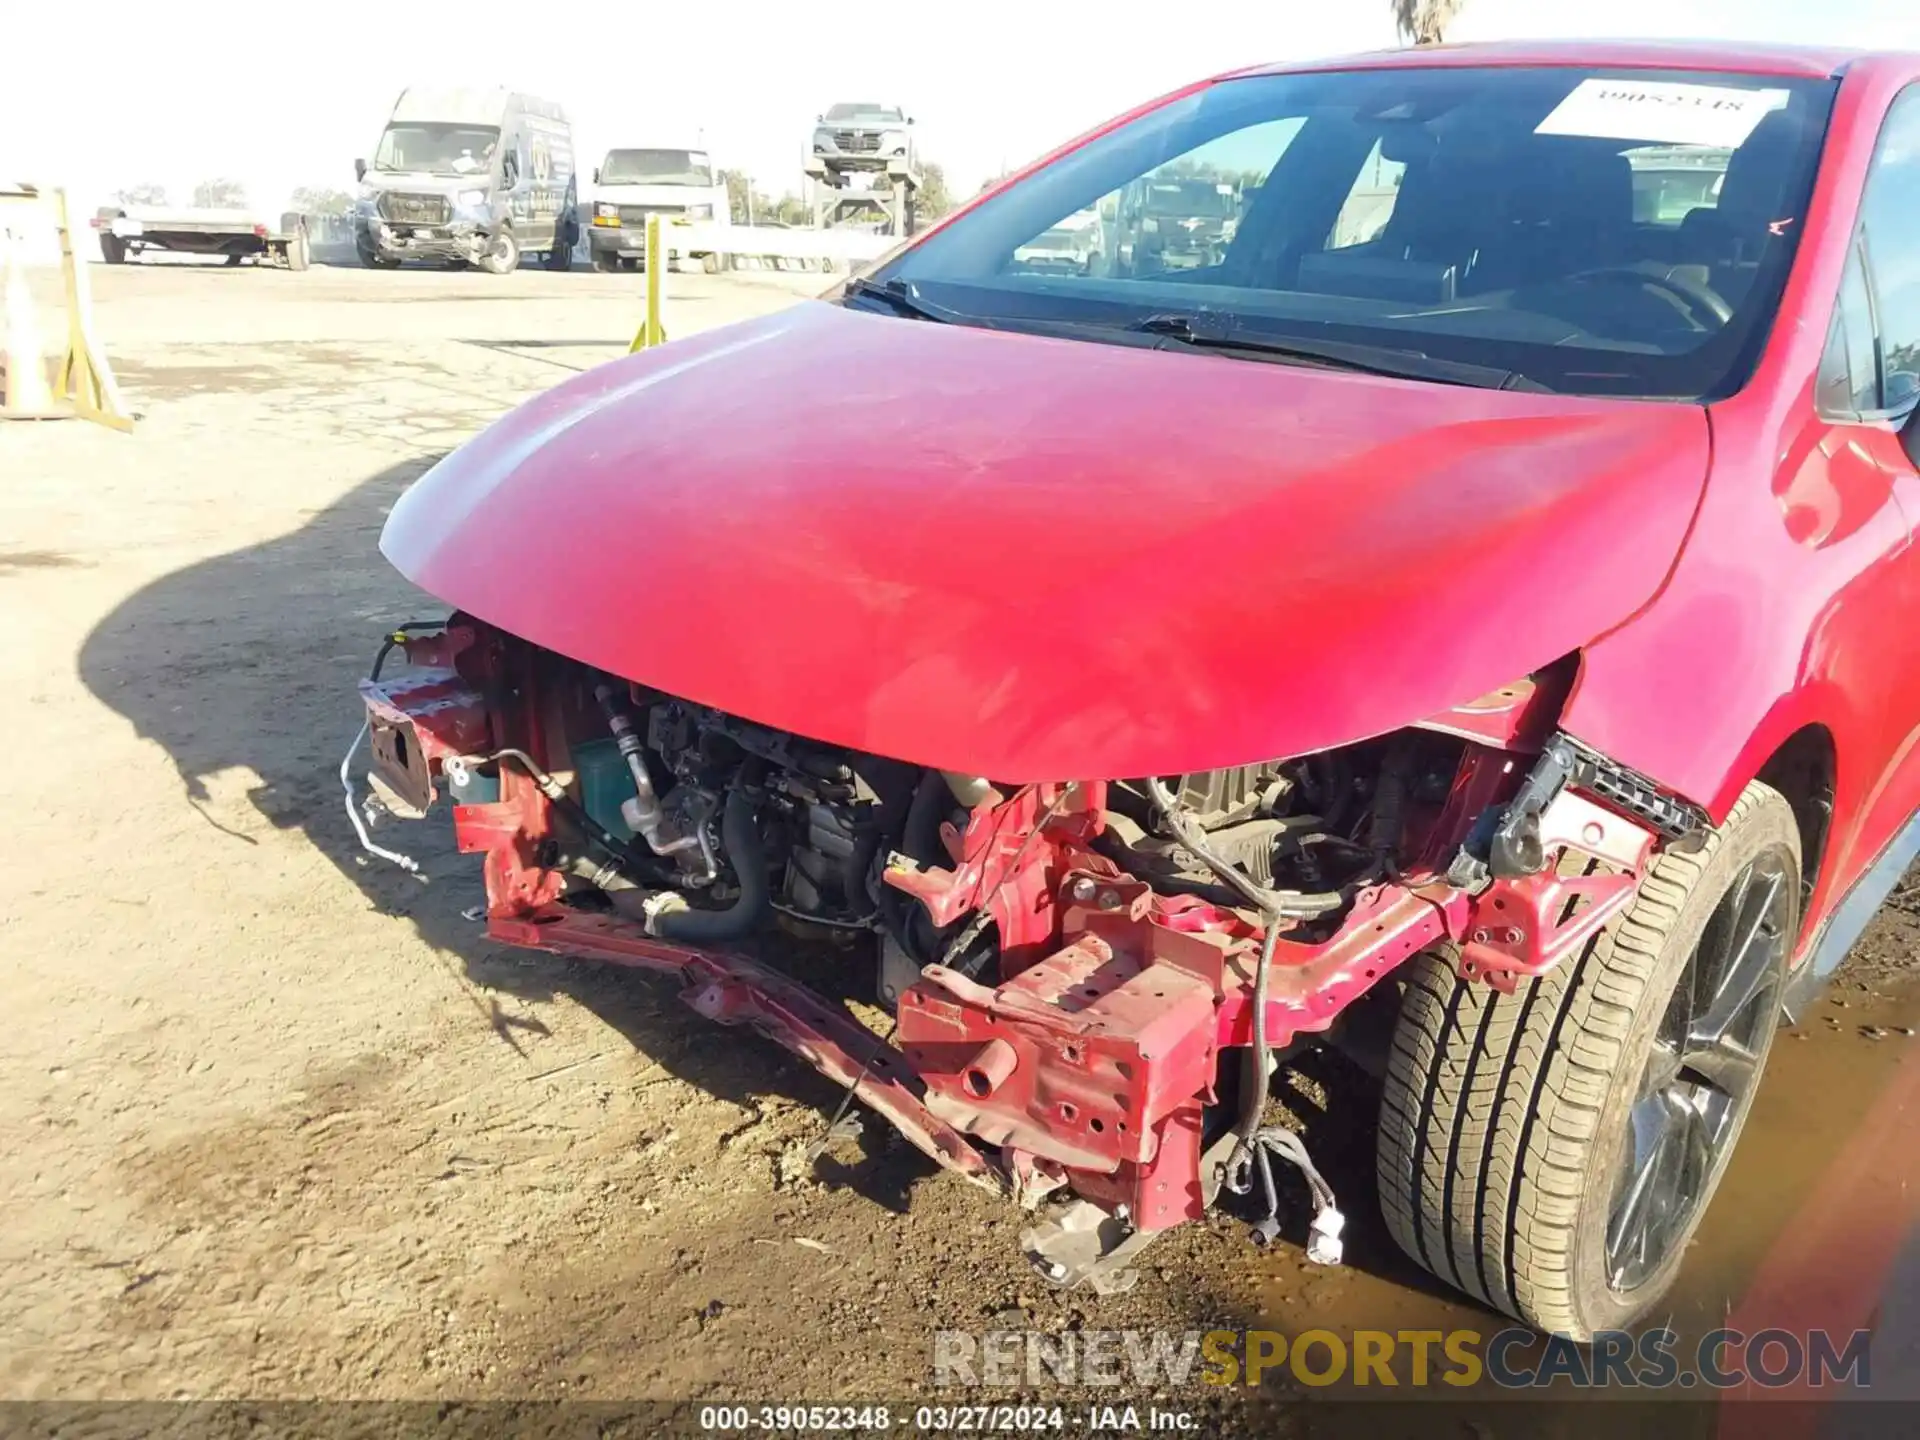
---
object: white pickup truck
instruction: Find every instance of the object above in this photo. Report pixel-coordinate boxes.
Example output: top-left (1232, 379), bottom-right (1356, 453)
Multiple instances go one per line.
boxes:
top-left (91, 205), bottom-right (311, 269)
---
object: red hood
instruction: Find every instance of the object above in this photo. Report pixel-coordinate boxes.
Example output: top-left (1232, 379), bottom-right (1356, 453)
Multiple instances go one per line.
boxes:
top-left (382, 301), bottom-right (1710, 780)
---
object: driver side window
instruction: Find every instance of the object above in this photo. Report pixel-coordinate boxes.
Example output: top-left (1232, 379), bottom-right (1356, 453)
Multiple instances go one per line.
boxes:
top-left (1864, 91), bottom-right (1920, 416)
top-left (1818, 87), bottom-right (1920, 421)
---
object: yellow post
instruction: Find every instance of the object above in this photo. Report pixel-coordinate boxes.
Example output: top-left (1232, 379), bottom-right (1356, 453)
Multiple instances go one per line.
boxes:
top-left (52, 188), bottom-right (134, 431)
top-left (628, 213), bottom-right (668, 353)
top-left (0, 184), bottom-right (133, 431)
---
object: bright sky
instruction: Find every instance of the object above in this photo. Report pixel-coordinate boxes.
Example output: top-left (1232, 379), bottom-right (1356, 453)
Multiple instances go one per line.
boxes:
top-left (4, 0), bottom-right (1914, 216)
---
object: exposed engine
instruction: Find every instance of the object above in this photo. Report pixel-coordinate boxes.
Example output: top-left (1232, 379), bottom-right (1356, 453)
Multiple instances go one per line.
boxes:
top-left (529, 676), bottom-right (1459, 987)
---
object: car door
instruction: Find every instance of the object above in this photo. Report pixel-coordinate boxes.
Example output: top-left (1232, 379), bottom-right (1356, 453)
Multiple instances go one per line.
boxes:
top-left (1821, 86), bottom-right (1920, 880)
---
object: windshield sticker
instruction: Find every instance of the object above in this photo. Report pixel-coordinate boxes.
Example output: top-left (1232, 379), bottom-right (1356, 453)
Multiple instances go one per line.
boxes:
top-left (1536, 79), bottom-right (1791, 148)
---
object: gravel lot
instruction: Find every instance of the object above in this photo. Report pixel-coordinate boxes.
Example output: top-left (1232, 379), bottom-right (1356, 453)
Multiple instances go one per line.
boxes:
top-left (4, 257), bottom-right (1918, 1424)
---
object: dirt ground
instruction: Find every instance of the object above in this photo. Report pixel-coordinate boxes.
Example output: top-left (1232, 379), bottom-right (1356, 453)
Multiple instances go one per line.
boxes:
top-left (5, 257), bottom-right (1920, 1422)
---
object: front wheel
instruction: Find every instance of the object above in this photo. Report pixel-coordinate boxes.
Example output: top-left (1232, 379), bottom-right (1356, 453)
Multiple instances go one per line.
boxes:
top-left (1377, 780), bottom-right (1800, 1340)
top-left (100, 235), bottom-right (128, 264)
top-left (478, 229), bottom-right (520, 275)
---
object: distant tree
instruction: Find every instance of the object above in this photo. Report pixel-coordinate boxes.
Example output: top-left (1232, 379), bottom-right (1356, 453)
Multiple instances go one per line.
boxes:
top-left (290, 186), bottom-right (353, 217)
top-left (719, 168), bottom-right (756, 224)
top-left (917, 161), bottom-right (954, 221)
top-left (975, 171), bottom-right (1015, 196)
top-left (1393, 0), bottom-right (1464, 45)
top-left (1158, 157), bottom-right (1227, 180)
top-left (192, 178), bottom-right (248, 209)
top-left (766, 192), bottom-right (812, 226)
top-left (113, 182), bottom-right (168, 207)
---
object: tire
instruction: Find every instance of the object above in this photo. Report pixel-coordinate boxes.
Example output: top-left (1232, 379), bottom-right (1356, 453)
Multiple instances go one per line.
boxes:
top-left (285, 229), bottom-right (310, 272)
top-left (356, 235), bottom-right (399, 270)
top-left (478, 229), bottom-right (519, 275)
top-left (592, 250), bottom-right (621, 273)
top-left (1377, 780), bottom-right (1800, 1340)
top-left (100, 235), bottom-right (127, 264)
top-left (225, 252), bottom-right (245, 267)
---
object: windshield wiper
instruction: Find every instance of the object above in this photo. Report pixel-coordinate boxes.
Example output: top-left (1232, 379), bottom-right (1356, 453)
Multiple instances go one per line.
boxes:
top-left (1129, 313), bottom-right (1547, 391)
top-left (842, 276), bottom-right (960, 324)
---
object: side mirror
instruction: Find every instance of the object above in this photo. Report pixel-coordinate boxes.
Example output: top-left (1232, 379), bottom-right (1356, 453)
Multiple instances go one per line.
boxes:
top-left (816, 113), bottom-right (825, 123)
top-left (354, 158), bottom-right (367, 182)
top-left (592, 167), bottom-right (601, 185)
top-left (1887, 368), bottom-right (1919, 412)
top-left (907, 116), bottom-right (916, 126)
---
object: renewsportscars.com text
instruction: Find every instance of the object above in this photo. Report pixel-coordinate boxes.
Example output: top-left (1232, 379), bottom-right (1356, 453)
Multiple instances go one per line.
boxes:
top-left (931, 1327), bottom-right (1872, 1390)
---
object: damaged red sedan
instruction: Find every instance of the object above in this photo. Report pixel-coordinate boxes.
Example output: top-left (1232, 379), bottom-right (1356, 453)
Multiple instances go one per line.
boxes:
top-left (351, 41), bottom-right (1920, 1340)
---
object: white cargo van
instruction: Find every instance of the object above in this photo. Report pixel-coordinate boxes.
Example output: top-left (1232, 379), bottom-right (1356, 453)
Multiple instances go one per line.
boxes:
top-left (354, 89), bottom-right (577, 273)
top-left (586, 146), bottom-right (728, 272)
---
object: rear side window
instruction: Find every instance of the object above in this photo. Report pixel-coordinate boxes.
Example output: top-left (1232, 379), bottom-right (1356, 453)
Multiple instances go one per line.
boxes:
top-left (1862, 90), bottom-right (1920, 413)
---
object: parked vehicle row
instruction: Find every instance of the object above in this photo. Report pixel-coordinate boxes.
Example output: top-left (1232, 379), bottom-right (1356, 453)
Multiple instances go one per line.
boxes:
top-left (96, 88), bottom-right (935, 274)
top-left (348, 91), bottom-right (926, 274)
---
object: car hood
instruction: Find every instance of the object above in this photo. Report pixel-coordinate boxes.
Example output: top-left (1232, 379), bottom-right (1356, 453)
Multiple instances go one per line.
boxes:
top-left (382, 301), bottom-right (1711, 780)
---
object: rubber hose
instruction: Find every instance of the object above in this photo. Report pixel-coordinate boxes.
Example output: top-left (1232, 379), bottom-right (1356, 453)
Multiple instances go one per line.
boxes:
top-left (652, 788), bottom-right (770, 944)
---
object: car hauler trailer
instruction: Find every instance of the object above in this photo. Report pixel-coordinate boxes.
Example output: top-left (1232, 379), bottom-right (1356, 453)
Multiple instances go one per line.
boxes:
top-left (91, 206), bottom-right (310, 269)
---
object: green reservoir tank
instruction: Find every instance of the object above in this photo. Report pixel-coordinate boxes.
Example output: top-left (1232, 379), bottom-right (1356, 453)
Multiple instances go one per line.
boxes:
top-left (570, 737), bottom-right (638, 842)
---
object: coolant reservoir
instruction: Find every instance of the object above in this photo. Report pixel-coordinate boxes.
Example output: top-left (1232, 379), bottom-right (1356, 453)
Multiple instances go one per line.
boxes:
top-left (571, 738), bottom-right (638, 841)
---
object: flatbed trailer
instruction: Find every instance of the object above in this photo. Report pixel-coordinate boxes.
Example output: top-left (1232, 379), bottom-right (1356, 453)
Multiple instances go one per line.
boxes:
top-left (90, 206), bottom-right (310, 269)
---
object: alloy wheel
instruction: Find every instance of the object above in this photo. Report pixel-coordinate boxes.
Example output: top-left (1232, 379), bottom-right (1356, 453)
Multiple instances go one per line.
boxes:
top-left (1604, 848), bottom-right (1792, 1293)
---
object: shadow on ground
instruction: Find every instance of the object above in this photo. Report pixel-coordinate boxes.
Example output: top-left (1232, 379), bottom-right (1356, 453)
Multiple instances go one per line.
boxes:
top-left (75, 454), bottom-right (930, 1218)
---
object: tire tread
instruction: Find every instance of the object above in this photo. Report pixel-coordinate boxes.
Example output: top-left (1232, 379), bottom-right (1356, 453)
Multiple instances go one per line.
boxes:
top-left (1377, 785), bottom-right (1784, 1337)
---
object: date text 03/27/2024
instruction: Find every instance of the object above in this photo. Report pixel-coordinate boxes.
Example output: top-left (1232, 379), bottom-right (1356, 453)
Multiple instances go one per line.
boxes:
top-left (696, 1405), bottom-right (1196, 1432)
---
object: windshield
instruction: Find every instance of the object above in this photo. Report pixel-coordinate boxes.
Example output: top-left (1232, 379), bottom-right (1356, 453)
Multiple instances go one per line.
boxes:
top-left (874, 67), bottom-right (1836, 400)
top-left (601, 148), bottom-right (713, 186)
top-left (372, 123), bottom-right (501, 177)
top-left (825, 103), bottom-right (903, 124)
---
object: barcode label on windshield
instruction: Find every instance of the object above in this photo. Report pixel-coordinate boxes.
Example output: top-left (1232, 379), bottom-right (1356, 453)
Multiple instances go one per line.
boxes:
top-left (1537, 79), bottom-right (1791, 148)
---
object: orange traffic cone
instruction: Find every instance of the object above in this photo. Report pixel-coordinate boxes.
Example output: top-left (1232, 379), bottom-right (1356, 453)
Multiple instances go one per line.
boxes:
top-left (1, 244), bottom-right (54, 415)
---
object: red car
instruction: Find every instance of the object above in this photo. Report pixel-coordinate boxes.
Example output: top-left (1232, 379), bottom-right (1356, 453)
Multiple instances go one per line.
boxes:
top-left (353, 41), bottom-right (1920, 1339)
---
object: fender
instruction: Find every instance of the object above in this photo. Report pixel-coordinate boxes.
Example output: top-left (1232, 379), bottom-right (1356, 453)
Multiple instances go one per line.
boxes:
top-left (1561, 57), bottom-right (1920, 951)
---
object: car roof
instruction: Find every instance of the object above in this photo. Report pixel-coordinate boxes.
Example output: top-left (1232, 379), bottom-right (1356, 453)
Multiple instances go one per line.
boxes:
top-left (1229, 38), bottom-right (1900, 82)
